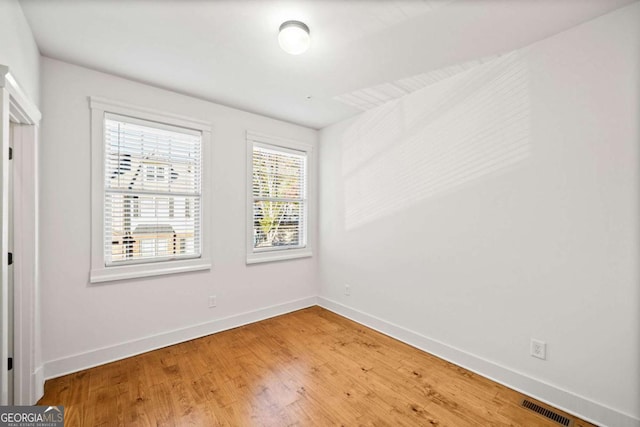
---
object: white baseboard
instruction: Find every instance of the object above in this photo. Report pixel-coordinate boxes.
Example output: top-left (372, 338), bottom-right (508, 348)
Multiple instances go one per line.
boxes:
top-left (43, 296), bottom-right (317, 380)
top-left (317, 297), bottom-right (639, 427)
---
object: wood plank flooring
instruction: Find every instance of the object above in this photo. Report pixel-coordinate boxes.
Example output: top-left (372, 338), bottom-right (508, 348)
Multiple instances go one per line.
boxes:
top-left (38, 306), bottom-right (596, 426)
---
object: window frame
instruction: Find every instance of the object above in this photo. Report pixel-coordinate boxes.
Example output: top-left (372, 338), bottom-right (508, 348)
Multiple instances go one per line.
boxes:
top-left (90, 97), bottom-right (212, 283)
top-left (246, 131), bottom-right (313, 264)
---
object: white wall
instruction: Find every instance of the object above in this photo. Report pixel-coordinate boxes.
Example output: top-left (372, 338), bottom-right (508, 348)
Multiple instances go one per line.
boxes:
top-left (0, 0), bottom-right (40, 106)
top-left (319, 3), bottom-right (639, 427)
top-left (39, 57), bottom-right (318, 377)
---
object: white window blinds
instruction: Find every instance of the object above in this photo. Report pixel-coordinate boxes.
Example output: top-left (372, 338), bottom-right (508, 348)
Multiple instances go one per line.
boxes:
top-left (252, 144), bottom-right (307, 251)
top-left (104, 113), bottom-right (202, 265)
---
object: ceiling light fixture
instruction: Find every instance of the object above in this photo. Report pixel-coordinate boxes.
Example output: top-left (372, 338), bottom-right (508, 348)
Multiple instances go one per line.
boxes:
top-left (278, 20), bottom-right (310, 55)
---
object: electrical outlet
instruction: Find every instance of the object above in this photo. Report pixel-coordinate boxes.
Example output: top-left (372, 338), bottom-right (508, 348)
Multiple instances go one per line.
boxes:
top-left (530, 339), bottom-right (546, 360)
top-left (208, 295), bottom-right (217, 308)
top-left (345, 284), bottom-right (351, 296)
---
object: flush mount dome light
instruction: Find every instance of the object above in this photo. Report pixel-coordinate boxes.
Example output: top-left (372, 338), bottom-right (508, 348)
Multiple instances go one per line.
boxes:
top-left (278, 20), bottom-right (310, 55)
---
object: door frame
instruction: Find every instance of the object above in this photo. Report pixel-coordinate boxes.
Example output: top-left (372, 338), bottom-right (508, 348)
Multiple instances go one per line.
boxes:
top-left (0, 65), bottom-right (42, 405)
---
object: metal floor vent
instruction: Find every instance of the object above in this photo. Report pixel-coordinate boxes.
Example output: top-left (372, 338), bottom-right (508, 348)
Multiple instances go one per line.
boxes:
top-left (521, 399), bottom-right (573, 426)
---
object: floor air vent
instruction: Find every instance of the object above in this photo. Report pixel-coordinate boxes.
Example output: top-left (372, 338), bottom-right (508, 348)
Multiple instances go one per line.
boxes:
top-left (521, 399), bottom-right (573, 426)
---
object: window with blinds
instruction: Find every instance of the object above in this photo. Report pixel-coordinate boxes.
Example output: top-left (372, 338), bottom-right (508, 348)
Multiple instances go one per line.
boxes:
top-left (252, 143), bottom-right (307, 251)
top-left (104, 113), bottom-right (202, 265)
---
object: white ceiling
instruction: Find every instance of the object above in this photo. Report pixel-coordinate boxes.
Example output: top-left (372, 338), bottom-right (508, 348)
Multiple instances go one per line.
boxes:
top-left (19, 0), bottom-right (636, 129)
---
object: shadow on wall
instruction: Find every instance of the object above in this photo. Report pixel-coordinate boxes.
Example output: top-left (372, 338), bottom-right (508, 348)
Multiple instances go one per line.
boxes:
top-left (341, 50), bottom-right (532, 231)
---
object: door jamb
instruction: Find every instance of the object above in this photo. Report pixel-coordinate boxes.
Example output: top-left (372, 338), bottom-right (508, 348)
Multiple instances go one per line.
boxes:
top-left (0, 65), bottom-right (42, 405)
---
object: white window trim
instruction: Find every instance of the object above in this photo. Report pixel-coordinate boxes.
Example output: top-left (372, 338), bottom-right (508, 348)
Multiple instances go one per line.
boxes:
top-left (246, 131), bottom-right (313, 264)
top-left (89, 97), bottom-right (212, 283)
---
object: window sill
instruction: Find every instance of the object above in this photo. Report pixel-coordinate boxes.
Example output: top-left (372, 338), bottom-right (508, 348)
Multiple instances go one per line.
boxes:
top-left (246, 249), bottom-right (312, 265)
top-left (90, 258), bottom-right (211, 283)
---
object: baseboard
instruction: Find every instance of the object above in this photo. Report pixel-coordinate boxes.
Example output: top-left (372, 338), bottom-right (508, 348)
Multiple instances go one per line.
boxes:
top-left (317, 297), bottom-right (639, 427)
top-left (43, 296), bottom-right (317, 380)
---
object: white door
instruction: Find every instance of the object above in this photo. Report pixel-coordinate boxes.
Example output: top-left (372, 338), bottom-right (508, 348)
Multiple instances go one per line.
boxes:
top-left (0, 112), bottom-right (13, 405)
top-left (7, 121), bottom-right (14, 404)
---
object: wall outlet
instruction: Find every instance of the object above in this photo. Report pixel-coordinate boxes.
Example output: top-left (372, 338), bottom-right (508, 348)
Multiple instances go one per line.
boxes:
top-left (530, 339), bottom-right (546, 360)
top-left (208, 295), bottom-right (217, 308)
top-left (344, 284), bottom-right (351, 296)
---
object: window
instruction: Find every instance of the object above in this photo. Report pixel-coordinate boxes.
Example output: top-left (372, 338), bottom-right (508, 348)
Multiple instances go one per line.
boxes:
top-left (246, 131), bottom-right (313, 264)
top-left (90, 97), bottom-right (211, 282)
top-left (104, 114), bottom-right (201, 264)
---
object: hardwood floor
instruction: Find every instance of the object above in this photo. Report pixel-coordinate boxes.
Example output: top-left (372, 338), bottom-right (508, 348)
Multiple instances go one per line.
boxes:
top-left (38, 306), bottom-right (596, 426)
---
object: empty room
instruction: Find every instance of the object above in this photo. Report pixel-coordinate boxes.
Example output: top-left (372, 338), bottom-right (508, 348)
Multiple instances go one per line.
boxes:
top-left (0, 0), bottom-right (638, 426)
